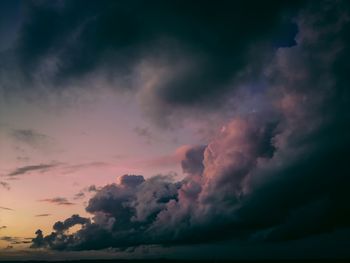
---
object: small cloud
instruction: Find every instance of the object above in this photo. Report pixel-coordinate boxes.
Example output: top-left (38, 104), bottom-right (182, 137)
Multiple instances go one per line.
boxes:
top-left (7, 163), bottom-right (60, 177)
top-left (11, 129), bottom-right (55, 151)
top-left (73, 192), bottom-right (85, 200)
top-left (86, 185), bottom-right (100, 192)
top-left (39, 197), bottom-right (75, 206)
top-left (133, 127), bottom-right (154, 144)
top-left (0, 226), bottom-right (7, 230)
top-left (35, 214), bottom-right (51, 217)
top-left (73, 185), bottom-right (101, 200)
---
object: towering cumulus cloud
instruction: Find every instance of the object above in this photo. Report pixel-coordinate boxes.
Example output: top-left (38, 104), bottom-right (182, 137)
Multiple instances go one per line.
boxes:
top-left (30, 0), bottom-right (350, 252)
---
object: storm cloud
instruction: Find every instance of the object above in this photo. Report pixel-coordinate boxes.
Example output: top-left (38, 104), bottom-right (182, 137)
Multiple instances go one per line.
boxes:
top-left (1, 0), bottom-right (301, 113)
top-left (29, 0), bottom-right (350, 252)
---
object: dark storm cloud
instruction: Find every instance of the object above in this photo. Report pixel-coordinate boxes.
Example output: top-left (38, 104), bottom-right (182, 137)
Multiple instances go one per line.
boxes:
top-left (7, 163), bottom-right (60, 177)
top-left (39, 197), bottom-right (75, 206)
top-left (31, 0), bottom-right (350, 254)
top-left (9, 0), bottom-right (300, 106)
top-left (0, 0), bottom-right (21, 52)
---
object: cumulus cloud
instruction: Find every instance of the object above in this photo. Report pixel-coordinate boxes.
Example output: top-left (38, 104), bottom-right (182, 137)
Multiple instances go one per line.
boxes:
top-left (181, 145), bottom-right (206, 176)
top-left (53, 215), bottom-right (90, 233)
top-left (31, 0), bottom-right (350, 253)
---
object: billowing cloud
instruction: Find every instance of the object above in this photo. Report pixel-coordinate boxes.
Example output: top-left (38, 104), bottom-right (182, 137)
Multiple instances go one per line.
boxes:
top-left (53, 215), bottom-right (90, 233)
top-left (181, 145), bottom-right (206, 176)
top-left (0, 0), bottom-right (301, 126)
top-left (31, 1), bottom-right (350, 252)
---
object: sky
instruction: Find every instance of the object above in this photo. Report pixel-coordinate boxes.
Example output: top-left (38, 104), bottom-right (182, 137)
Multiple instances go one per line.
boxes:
top-left (0, 0), bottom-right (350, 260)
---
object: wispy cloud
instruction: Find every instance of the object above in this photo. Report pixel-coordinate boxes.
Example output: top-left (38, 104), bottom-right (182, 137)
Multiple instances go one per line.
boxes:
top-left (73, 184), bottom-right (101, 201)
top-left (6, 161), bottom-right (110, 178)
top-left (0, 236), bottom-right (17, 242)
top-left (38, 197), bottom-right (75, 206)
top-left (0, 226), bottom-right (7, 230)
top-left (73, 192), bottom-right (85, 200)
top-left (0, 206), bottom-right (13, 211)
top-left (61, 162), bottom-right (109, 174)
top-left (7, 163), bottom-right (60, 177)
top-left (35, 214), bottom-right (51, 217)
